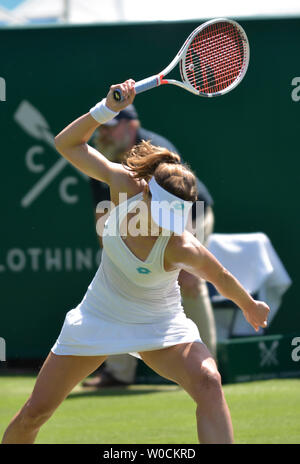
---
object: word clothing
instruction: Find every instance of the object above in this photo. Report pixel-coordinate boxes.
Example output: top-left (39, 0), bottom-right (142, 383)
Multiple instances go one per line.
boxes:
top-left (52, 192), bottom-right (202, 357)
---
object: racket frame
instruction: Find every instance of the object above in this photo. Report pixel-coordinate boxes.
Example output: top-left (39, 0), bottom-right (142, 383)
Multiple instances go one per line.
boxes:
top-left (114, 18), bottom-right (250, 100)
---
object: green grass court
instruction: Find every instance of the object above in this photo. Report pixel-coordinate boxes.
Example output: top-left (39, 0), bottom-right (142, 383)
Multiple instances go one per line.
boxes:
top-left (0, 374), bottom-right (299, 444)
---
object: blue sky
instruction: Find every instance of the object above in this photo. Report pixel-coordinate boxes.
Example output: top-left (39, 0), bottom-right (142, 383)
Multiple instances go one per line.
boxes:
top-left (0, 0), bottom-right (26, 10)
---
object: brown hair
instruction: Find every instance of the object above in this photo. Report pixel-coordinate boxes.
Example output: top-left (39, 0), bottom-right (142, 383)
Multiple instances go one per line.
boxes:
top-left (123, 140), bottom-right (197, 202)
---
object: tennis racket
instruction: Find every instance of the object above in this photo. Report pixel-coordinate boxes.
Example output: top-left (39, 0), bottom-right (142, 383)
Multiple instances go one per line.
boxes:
top-left (113, 18), bottom-right (250, 101)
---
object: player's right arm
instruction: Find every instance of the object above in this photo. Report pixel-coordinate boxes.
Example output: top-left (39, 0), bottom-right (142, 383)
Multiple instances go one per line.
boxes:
top-left (54, 80), bottom-right (136, 186)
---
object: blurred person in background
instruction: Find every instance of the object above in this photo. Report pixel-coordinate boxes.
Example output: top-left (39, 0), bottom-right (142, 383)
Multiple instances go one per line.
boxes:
top-left (82, 104), bottom-right (217, 388)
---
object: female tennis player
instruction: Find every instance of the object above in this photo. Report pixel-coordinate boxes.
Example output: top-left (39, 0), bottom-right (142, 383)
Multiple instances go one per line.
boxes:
top-left (2, 79), bottom-right (269, 444)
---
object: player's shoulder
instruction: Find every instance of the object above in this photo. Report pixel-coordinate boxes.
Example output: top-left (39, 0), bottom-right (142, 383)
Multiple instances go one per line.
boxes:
top-left (110, 167), bottom-right (145, 204)
top-left (166, 230), bottom-right (201, 264)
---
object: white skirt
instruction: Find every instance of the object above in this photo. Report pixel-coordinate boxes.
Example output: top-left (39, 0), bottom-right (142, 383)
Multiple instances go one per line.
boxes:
top-left (51, 252), bottom-right (203, 359)
top-left (51, 303), bottom-right (202, 359)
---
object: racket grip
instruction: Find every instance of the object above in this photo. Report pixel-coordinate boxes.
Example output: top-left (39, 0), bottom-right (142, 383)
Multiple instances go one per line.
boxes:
top-left (113, 75), bottom-right (159, 101)
top-left (135, 75), bottom-right (159, 94)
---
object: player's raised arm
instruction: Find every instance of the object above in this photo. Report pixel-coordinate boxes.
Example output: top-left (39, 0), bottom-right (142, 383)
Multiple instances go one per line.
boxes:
top-left (168, 233), bottom-right (270, 333)
top-left (54, 79), bottom-right (136, 185)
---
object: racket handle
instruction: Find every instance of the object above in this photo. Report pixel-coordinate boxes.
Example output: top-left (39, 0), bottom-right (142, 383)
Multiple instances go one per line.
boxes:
top-left (135, 75), bottom-right (159, 94)
top-left (113, 75), bottom-right (159, 101)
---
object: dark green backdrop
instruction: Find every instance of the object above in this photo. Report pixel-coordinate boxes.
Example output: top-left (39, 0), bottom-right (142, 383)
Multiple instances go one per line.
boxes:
top-left (0, 17), bottom-right (299, 360)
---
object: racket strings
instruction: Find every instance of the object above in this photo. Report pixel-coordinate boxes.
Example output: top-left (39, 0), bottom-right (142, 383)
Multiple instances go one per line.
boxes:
top-left (187, 50), bottom-right (243, 82)
top-left (191, 42), bottom-right (244, 68)
top-left (184, 22), bottom-right (246, 94)
top-left (194, 33), bottom-right (244, 77)
top-left (189, 43), bottom-right (243, 91)
top-left (189, 41), bottom-right (244, 90)
top-left (186, 59), bottom-right (243, 93)
top-left (195, 23), bottom-right (245, 77)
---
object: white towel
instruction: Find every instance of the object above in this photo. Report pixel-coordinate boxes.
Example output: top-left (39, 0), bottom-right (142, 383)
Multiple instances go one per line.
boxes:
top-left (207, 232), bottom-right (292, 336)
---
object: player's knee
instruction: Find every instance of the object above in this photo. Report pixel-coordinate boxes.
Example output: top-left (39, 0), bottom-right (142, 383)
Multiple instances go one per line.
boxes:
top-left (194, 366), bottom-right (223, 405)
top-left (19, 398), bottom-right (53, 429)
top-left (180, 279), bottom-right (201, 299)
top-left (182, 287), bottom-right (200, 299)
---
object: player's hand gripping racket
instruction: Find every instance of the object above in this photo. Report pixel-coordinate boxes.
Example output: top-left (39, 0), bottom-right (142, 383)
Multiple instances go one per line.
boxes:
top-left (113, 18), bottom-right (249, 101)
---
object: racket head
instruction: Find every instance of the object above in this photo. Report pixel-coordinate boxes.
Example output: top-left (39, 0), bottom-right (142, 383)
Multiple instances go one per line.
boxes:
top-left (179, 18), bottom-right (250, 97)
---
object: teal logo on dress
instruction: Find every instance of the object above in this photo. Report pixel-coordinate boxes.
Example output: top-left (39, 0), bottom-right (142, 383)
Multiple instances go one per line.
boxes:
top-left (136, 267), bottom-right (151, 274)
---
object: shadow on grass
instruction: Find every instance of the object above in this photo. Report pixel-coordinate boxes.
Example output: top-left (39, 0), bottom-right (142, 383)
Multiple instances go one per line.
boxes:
top-left (67, 384), bottom-right (180, 399)
top-left (0, 367), bottom-right (180, 399)
top-left (0, 369), bottom-right (39, 378)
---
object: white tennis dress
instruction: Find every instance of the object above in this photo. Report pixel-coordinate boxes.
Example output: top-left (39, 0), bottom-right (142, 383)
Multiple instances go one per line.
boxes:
top-left (51, 192), bottom-right (202, 358)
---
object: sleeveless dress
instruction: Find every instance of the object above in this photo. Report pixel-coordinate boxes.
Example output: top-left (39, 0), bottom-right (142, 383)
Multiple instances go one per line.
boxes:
top-left (51, 192), bottom-right (202, 358)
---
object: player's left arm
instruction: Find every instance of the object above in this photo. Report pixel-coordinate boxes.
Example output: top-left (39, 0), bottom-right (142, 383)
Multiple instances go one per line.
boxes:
top-left (168, 233), bottom-right (270, 332)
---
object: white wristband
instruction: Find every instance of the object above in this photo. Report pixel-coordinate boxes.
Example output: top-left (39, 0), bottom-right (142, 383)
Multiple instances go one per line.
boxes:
top-left (89, 98), bottom-right (119, 124)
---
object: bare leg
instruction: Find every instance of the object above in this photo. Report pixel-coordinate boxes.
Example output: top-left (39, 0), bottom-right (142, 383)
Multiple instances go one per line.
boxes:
top-left (178, 270), bottom-right (217, 360)
top-left (139, 342), bottom-right (233, 444)
top-left (1, 352), bottom-right (107, 444)
top-left (180, 205), bottom-right (217, 359)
